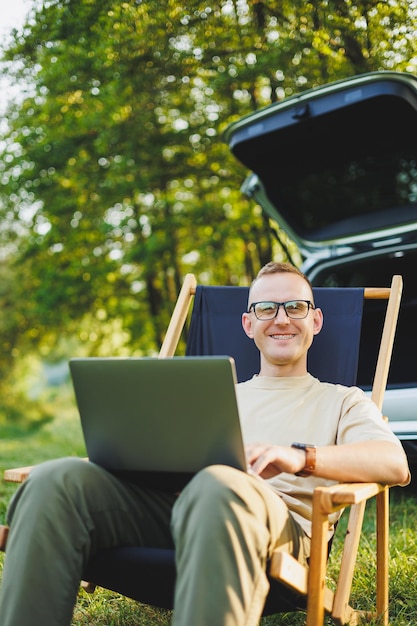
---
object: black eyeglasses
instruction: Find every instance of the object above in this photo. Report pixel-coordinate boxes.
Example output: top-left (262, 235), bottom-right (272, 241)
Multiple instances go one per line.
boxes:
top-left (248, 300), bottom-right (315, 320)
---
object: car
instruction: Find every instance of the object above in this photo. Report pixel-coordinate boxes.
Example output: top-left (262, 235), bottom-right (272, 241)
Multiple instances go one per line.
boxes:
top-left (224, 70), bottom-right (417, 461)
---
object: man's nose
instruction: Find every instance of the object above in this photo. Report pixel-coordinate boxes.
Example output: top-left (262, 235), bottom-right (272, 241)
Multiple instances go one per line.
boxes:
top-left (274, 305), bottom-right (290, 323)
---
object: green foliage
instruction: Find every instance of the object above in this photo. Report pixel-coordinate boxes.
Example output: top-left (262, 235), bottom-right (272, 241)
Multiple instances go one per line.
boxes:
top-left (1, 0), bottom-right (417, 423)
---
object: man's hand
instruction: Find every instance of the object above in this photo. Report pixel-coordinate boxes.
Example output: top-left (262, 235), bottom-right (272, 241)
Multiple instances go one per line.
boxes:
top-left (245, 443), bottom-right (305, 479)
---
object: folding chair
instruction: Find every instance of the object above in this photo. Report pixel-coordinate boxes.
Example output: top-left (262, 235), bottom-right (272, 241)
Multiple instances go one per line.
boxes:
top-left (0, 273), bottom-right (403, 625)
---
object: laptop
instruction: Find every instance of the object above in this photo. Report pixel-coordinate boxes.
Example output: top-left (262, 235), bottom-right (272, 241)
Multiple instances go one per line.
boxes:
top-left (69, 356), bottom-right (247, 490)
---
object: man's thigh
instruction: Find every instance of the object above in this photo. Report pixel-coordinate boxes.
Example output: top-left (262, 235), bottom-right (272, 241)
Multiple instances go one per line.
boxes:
top-left (7, 457), bottom-right (177, 552)
top-left (173, 464), bottom-right (309, 563)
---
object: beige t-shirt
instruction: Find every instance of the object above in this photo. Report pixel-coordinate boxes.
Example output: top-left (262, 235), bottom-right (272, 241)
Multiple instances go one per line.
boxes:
top-left (236, 374), bottom-right (404, 537)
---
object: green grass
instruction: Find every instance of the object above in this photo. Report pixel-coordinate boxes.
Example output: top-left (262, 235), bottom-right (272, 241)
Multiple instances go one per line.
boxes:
top-left (1, 389), bottom-right (417, 624)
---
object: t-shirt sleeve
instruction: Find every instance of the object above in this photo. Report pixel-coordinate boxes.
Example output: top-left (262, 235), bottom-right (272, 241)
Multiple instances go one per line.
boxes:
top-left (336, 386), bottom-right (403, 447)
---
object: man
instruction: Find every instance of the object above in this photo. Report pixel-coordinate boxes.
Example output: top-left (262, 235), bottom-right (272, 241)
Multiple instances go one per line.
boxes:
top-left (0, 262), bottom-right (410, 626)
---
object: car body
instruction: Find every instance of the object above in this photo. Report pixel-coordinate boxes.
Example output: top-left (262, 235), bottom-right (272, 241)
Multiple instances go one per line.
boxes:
top-left (225, 71), bottom-right (417, 460)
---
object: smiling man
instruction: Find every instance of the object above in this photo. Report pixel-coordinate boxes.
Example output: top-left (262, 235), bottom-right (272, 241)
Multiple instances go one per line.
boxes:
top-left (0, 262), bottom-right (410, 626)
top-left (242, 264), bottom-right (323, 377)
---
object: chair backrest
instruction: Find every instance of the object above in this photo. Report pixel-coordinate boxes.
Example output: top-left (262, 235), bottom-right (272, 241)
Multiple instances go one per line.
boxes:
top-left (185, 285), bottom-right (364, 385)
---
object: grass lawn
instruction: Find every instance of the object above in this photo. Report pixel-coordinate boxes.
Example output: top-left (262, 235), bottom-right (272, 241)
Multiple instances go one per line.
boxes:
top-left (1, 386), bottom-right (417, 624)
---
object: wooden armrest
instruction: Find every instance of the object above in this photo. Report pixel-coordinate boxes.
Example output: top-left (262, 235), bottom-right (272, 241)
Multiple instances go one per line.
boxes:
top-left (4, 466), bottom-right (35, 483)
top-left (4, 458), bottom-right (90, 484)
top-left (315, 482), bottom-right (386, 515)
top-left (0, 525), bottom-right (9, 551)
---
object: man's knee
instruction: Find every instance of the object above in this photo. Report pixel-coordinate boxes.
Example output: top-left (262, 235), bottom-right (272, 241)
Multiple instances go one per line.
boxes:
top-left (7, 458), bottom-right (100, 525)
top-left (15, 455), bottom-right (83, 488)
top-left (29, 457), bottom-right (94, 499)
top-left (31, 456), bottom-right (88, 480)
top-left (185, 464), bottom-right (247, 502)
top-left (172, 465), bottom-right (255, 536)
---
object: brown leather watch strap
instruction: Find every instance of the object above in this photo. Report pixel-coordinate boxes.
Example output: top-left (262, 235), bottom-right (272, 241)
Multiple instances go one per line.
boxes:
top-left (292, 443), bottom-right (317, 477)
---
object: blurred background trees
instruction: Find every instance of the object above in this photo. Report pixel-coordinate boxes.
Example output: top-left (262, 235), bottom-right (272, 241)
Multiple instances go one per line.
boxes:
top-left (1, 0), bottom-right (417, 425)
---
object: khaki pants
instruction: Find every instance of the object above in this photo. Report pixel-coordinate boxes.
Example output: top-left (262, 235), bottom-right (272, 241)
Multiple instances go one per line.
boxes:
top-left (0, 458), bottom-right (309, 626)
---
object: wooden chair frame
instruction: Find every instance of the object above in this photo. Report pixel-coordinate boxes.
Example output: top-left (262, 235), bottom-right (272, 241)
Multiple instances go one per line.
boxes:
top-left (1, 273), bottom-right (403, 626)
top-left (158, 273), bottom-right (402, 625)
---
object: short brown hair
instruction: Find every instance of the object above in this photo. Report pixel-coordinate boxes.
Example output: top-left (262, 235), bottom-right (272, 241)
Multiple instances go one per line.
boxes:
top-left (249, 261), bottom-right (313, 300)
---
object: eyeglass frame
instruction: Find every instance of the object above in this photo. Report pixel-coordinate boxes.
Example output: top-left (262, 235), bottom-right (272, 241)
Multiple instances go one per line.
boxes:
top-left (247, 299), bottom-right (316, 320)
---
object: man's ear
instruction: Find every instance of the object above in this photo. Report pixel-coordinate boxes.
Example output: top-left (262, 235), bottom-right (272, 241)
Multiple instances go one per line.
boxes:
top-left (312, 307), bottom-right (324, 336)
top-left (242, 312), bottom-right (254, 339)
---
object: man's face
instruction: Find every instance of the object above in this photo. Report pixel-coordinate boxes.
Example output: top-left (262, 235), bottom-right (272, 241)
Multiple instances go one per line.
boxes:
top-left (241, 272), bottom-right (323, 377)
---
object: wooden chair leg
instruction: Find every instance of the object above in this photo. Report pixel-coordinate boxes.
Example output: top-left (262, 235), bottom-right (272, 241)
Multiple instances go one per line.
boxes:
top-left (306, 489), bottom-right (330, 626)
top-left (376, 489), bottom-right (389, 625)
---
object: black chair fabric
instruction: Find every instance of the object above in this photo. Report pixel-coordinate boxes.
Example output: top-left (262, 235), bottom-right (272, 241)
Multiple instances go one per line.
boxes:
top-left (84, 547), bottom-right (176, 609)
top-left (84, 546), bottom-right (306, 613)
top-left (84, 284), bottom-right (364, 612)
top-left (186, 285), bottom-right (364, 385)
